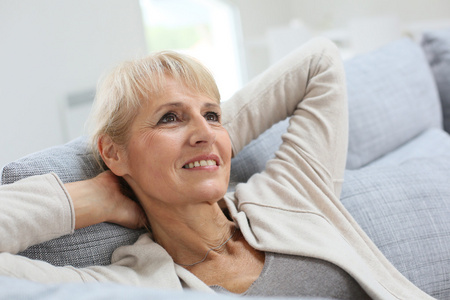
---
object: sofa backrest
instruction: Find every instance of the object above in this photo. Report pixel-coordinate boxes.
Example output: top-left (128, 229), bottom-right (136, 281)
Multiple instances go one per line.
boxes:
top-left (344, 38), bottom-right (442, 169)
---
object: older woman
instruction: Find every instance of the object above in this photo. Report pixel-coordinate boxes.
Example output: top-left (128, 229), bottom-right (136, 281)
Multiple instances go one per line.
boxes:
top-left (0, 38), bottom-right (432, 299)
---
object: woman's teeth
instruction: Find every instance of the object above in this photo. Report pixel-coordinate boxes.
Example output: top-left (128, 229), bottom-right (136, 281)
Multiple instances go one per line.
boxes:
top-left (183, 160), bottom-right (217, 169)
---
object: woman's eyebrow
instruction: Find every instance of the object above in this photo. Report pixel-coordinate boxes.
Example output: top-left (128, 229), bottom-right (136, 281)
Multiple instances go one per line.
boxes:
top-left (203, 102), bottom-right (221, 110)
top-left (154, 101), bottom-right (220, 114)
top-left (154, 102), bottom-right (185, 114)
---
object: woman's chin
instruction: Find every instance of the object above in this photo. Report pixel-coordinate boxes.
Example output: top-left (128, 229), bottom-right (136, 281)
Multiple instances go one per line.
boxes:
top-left (189, 182), bottom-right (228, 203)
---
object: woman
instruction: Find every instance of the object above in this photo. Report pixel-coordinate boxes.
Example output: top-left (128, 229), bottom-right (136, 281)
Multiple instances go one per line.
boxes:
top-left (0, 38), bottom-right (432, 299)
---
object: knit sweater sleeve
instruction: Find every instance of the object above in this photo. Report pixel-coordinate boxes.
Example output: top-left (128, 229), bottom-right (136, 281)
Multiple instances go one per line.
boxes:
top-left (0, 173), bottom-right (83, 282)
top-left (0, 173), bottom-right (75, 254)
top-left (222, 37), bottom-right (348, 196)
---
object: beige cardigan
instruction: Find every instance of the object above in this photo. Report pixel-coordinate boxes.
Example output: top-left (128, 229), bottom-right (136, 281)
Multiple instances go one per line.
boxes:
top-left (0, 38), bottom-right (433, 300)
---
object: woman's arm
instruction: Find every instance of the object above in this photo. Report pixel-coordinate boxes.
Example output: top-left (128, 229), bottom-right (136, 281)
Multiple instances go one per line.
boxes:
top-left (222, 37), bottom-right (347, 195)
top-left (65, 171), bottom-right (147, 230)
top-left (0, 172), bottom-right (148, 284)
top-left (0, 233), bottom-right (181, 288)
top-left (0, 173), bottom-right (74, 254)
top-left (0, 171), bottom-right (146, 254)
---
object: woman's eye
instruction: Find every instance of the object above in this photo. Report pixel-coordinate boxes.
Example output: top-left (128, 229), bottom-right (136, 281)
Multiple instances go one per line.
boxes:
top-left (158, 113), bottom-right (178, 124)
top-left (204, 112), bottom-right (220, 122)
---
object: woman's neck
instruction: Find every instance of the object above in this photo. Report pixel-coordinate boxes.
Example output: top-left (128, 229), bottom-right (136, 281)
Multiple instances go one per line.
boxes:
top-left (144, 201), bottom-right (235, 266)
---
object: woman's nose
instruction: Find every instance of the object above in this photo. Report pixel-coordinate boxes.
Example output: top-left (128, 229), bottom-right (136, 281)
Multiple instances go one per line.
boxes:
top-left (189, 115), bottom-right (216, 147)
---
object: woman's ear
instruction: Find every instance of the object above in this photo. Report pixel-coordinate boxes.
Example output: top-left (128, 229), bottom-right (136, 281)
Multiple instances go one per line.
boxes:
top-left (98, 135), bottom-right (129, 177)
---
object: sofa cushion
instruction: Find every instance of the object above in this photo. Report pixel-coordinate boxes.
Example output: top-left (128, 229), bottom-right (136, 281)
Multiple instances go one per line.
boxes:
top-left (341, 155), bottom-right (450, 299)
top-left (367, 128), bottom-right (450, 168)
top-left (344, 38), bottom-right (442, 169)
top-left (422, 27), bottom-right (450, 134)
top-left (1, 137), bottom-right (145, 267)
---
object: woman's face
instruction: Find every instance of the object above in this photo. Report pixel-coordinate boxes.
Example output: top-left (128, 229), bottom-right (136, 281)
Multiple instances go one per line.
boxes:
top-left (118, 78), bottom-right (232, 209)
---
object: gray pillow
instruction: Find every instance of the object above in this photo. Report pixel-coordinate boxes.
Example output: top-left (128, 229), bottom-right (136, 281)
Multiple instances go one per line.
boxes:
top-left (1, 137), bottom-right (145, 267)
top-left (1, 137), bottom-right (101, 185)
top-left (341, 155), bottom-right (450, 299)
top-left (422, 27), bottom-right (450, 134)
top-left (229, 118), bottom-right (288, 190)
top-left (344, 38), bottom-right (442, 169)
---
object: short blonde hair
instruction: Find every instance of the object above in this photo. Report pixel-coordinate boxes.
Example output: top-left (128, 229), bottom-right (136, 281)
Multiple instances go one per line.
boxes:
top-left (88, 51), bottom-right (220, 165)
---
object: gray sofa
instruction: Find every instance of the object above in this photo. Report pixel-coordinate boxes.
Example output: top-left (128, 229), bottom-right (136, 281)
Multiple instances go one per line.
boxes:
top-left (1, 28), bottom-right (450, 300)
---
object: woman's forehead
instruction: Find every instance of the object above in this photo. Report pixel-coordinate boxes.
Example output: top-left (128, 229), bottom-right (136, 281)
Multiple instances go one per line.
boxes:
top-left (143, 77), bottom-right (219, 106)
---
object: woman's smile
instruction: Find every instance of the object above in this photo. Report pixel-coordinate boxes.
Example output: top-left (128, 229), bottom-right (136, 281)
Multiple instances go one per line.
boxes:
top-left (183, 160), bottom-right (217, 169)
top-left (182, 154), bottom-right (220, 170)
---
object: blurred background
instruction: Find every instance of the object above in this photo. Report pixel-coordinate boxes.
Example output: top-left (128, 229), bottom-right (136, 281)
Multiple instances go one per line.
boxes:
top-left (1, 0), bottom-right (449, 168)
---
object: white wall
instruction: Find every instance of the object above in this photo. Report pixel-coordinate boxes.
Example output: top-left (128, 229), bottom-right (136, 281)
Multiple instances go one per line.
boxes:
top-left (0, 0), bottom-right (147, 168)
top-left (232, 0), bottom-right (450, 80)
top-left (230, 0), bottom-right (295, 78)
top-left (289, 0), bottom-right (450, 29)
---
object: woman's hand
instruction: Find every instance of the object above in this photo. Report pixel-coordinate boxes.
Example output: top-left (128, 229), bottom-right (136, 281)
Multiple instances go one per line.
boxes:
top-left (64, 171), bottom-right (147, 230)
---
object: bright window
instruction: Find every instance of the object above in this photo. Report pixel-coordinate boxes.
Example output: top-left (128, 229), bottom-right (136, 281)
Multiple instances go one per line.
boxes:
top-left (139, 0), bottom-right (244, 101)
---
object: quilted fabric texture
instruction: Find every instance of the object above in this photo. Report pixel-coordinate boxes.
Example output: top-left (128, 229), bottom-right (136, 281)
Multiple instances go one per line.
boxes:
top-left (0, 137), bottom-right (145, 267)
top-left (341, 154), bottom-right (450, 299)
top-left (422, 28), bottom-right (450, 134)
top-left (344, 38), bottom-right (442, 170)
